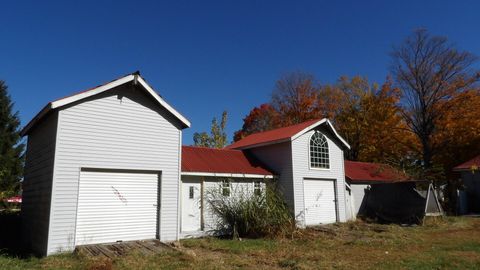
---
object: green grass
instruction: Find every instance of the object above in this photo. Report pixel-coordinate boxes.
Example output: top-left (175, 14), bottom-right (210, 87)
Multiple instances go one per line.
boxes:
top-left (1, 217), bottom-right (480, 269)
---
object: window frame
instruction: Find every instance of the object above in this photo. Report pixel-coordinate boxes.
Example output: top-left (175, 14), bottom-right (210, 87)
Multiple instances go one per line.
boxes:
top-left (188, 186), bottom-right (195, 199)
top-left (308, 131), bottom-right (330, 170)
top-left (221, 179), bottom-right (231, 197)
top-left (254, 181), bottom-right (262, 196)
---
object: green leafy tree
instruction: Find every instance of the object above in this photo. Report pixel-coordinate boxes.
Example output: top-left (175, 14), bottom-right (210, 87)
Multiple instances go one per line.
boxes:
top-left (0, 80), bottom-right (24, 198)
top-left (193, 111), bottom-right (228, 148)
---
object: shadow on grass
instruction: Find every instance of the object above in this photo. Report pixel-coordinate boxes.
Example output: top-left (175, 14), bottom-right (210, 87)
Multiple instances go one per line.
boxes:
top-left (0, 210), bottom-right (31, 258)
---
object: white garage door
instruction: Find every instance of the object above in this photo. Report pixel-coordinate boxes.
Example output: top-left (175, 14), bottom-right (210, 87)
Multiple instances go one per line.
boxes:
top-left (75, 170), bottom-right (159, 246)
top-left (303, 179), bottom-right (337, 225)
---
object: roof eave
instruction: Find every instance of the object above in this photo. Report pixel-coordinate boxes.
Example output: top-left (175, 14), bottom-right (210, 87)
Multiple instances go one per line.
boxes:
top-left (20, 103), bottom-right (53, 137)
top-left (291, 119), bottom-right (350, 149)
top-left (21, 73), bottom-right (191, 136)
top-left (181, 171), bottom-right (275, 178)
top-left (231, 138), bottom-right (292, 150)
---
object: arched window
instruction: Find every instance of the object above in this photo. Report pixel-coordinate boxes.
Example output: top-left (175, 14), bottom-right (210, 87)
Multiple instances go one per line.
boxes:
top-left (310, 131), bottom-right (329, 169)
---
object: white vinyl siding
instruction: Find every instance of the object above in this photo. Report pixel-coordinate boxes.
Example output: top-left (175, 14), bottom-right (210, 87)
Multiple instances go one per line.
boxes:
top-left (292, 126), bottom-right (347, 226)
top-left (203, 178), bottom-right (258, 231)
top-left (180, 175), bottom-right (266, 234)
top-left (75, 170), bottom-right (159, 245)
top-left (21, 112), bottom-right (58, 256)
top-left (47, 85), bottom-right (182, 254)
top-left (350, 184), bottom-right (369, 217)
top-left (247, 142), bottom-right (294, 210)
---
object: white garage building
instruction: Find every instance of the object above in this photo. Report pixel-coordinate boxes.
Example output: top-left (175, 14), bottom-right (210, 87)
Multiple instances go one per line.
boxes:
top-left (22, 72), bottom-right (397, 256)
top-left (21, 73), bottom-right (190, 255)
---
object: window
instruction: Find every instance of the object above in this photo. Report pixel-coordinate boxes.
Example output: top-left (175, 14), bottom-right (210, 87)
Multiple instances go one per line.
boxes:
top-left (310, 131), bottom-right (329, 169)
top-left (254, 182), bottom-right (262, 196)
top-left (189, 186), bottom-right (194, 199)
top-left (222, 180), bottom-right (231, 197)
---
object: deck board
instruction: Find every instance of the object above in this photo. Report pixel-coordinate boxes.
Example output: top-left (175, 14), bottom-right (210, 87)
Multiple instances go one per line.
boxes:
top-left (75, 240), bottom-right (172, 258)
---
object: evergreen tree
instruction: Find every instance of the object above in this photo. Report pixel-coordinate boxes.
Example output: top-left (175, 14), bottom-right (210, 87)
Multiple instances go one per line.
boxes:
top-left (0, 80), bottom-right (24, 197)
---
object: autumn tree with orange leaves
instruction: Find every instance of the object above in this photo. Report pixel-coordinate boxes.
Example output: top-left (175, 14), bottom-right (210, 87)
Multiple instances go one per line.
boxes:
top-left (271, 72), bottom-right (322, 126)
top-left (233, 104), bottom-right (278, 141)
top-left (333, 76), bottom-right (414, 163)
top-left (236, 30), bottom-right (480, 169)
top-left (234, 74), bottom-right (411, 166)
top-left (232, 29), bottom-right (480, 211)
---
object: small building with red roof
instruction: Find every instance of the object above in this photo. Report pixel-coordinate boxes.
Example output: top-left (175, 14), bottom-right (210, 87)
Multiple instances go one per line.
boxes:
top-left (454, 155), bottom-right (480, 214)
top-left (344, 160), bottom-right (410, 217)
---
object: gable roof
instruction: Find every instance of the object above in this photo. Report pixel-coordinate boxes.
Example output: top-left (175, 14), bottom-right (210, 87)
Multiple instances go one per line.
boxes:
top-left (182, 146), bottom-right (274, 177)
top-left (345, 160), bottom-right (409, 183)
top-left (227, 118), bottom-right (350, 150)
top-left (453, 155), bottom-right (480, 171)
top-left (21, 72), bottom-right (191, 136)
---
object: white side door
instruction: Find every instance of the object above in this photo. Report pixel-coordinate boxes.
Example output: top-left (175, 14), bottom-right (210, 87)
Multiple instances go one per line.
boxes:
top-left (181, 181), bottom-right (202, 232)
top-left (303, 179), bottom-right (337, 225)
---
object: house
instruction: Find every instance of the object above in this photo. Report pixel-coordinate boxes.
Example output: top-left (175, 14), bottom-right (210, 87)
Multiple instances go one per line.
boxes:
top-left (454, 155), bottom-right (480, 214)
top-left (22, 72), bottom-right (407, 256)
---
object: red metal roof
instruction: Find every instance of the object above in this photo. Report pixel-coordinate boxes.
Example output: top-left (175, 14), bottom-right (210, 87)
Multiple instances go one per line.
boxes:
top-left (345, 161), bottom-right (409, 183)
top-left (182, 146), bottom-right (274, 176)
top-left (454, 155), bottom-right (480, 171)
top-left (227, 119), bottom-right (322, 149)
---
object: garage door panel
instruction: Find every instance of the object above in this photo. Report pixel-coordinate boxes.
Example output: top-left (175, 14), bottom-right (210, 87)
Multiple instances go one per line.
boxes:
top-left (304, 179), bottom-right (337, 225)
top-left (75, 170), bottom-right (159, 246)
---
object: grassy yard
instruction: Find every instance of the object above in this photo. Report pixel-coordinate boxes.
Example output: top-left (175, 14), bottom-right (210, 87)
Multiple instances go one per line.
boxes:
top-left (1, 217), bottom-right (479, 270)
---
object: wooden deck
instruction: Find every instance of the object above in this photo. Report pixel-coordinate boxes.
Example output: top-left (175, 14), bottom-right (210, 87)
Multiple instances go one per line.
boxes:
top-left (75, 240), bottom-right (173, 258)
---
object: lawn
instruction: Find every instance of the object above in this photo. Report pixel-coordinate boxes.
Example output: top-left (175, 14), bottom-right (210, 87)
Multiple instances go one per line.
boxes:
top-left (1, 216), bottom-right (479, 270)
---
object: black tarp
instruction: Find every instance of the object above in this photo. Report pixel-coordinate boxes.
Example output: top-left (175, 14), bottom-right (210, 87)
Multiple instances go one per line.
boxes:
top-left (362, 182), bottom-right (442, 224)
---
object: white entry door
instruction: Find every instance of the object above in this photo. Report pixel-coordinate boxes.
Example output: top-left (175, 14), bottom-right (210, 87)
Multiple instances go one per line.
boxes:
top-left (181, 181), bottom-right (202, 232)
top-left (75, 170), bottom-right (159, 246)
top-left (303, 179), bottom-right (337, 225)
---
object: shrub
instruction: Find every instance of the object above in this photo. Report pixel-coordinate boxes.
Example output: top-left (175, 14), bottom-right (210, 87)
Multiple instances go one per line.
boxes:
top-left (205, 181), bottom-right (295, 239)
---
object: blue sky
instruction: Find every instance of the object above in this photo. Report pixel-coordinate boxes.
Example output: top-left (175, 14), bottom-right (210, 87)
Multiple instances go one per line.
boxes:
top-left (1, 1), bottom-right (479, 144)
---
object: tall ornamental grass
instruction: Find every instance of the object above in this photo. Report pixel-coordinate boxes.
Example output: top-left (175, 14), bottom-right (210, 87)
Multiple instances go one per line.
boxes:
top-left (205, 182), bottom-right (295, 239)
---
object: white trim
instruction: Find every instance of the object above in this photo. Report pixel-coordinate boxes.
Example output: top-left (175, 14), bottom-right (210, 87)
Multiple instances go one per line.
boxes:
top-left (50, 75), bottom-right (135, 109)
top-left (136, 76), bottom-right (191, 128)
top-left (176, 129), bottom-right (182, 241)
top-left (45, 111), bottom-right (61, 255)
top-left (291, 119), bottom-right (350, 149)
top-left (345, 182), bottom-right (352, 190)
top-left (231, 119), bottom-right (350, 150)
top-left (307, 130), bottom-right (331, 171)
top-left (20, 104), bottom-right (52, 137)
top-left (181, 171), bottom-right (274, 179)
top-left (21, 73), bottom-right (191, 136)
